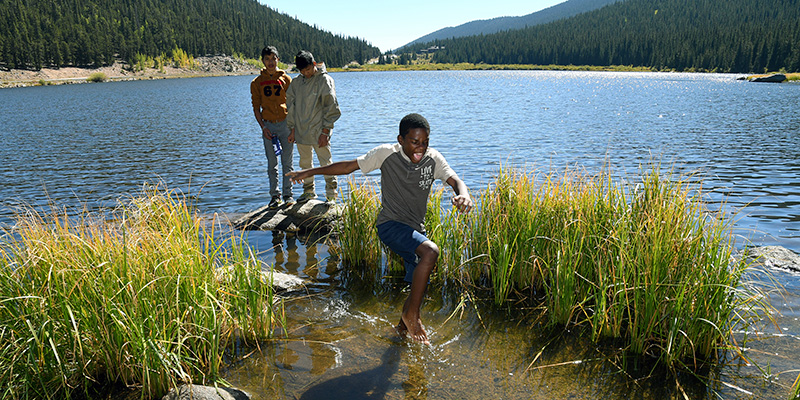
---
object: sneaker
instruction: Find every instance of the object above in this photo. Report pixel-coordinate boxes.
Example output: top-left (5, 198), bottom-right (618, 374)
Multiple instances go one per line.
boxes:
top-left (297, 192), bottom-right (317, 203)
top-left (268, 195), bottom-right (282, 209)
top-left (282, 195), bottom-right (296, 206)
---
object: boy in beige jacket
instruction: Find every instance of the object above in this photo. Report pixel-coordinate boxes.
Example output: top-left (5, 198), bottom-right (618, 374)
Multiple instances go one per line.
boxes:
top-left (285, 50), bottom-right (341, 203)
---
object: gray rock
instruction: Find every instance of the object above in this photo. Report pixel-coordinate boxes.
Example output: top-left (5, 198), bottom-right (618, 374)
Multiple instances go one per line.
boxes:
top-left (749, 73), bottom-right (787, 83)
top-left (216, 266), bottom-right (305, 292)
top-left (232, 199), bottom-right (341, 233)
top-left (162, 384), bottom-right (250, 400)
top-left (744, 245), bottom-right (800, 272)
top-left (268, 270), bottom-right (305, 291)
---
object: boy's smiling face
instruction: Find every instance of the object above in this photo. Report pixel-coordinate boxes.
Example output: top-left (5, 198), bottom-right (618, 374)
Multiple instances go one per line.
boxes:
top-left (398, 128), bottom-right (429, 164)
top-left (262, 53), bottom-right (279, 72)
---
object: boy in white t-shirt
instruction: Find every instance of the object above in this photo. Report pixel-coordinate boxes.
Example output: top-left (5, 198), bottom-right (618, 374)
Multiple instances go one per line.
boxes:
top-left (286, 113), bottom-right (473, 344)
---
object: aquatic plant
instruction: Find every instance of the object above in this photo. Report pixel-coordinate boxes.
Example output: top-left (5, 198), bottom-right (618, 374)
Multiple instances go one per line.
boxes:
top-left (424, 188), bottom-right (474, 284)
top-left (466, 166), bottom-right (772, 367)
top-left (335, 165), bottom-right (773, 370)
top-left (332, 179), bottom-right (385, 277)
top-left (0, 185), bottom-right (282, 399)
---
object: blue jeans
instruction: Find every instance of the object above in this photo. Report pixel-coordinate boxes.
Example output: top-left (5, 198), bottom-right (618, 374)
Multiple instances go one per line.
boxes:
top-left (261, 120), bottom-right (293, 198)
top-left (377, 221), bottom-right (428, 283)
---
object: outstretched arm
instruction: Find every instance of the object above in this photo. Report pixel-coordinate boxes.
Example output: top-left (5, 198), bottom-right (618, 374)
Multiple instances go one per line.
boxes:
top-left (287, 159), bottom-right (360, 184)
top-left (446, 176), bottom-right (473, 213)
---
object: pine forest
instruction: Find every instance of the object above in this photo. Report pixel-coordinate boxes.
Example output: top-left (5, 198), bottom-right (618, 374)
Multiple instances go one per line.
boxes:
top-left (0, 0), bottom-right (381, 70)
top-left (1, 0), bottom-right (798, 73)
top-left (413, 0), bottom-right (800, 73)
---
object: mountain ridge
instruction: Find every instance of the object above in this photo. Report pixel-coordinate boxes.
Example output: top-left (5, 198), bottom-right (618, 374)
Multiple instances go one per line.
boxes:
top-left (399, 0), bottom-right (622, 50)
top-left (417, 0), bottom-right (800, 73)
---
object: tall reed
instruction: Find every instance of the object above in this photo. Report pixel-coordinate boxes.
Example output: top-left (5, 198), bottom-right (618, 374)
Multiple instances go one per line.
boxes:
top-left (0, 185), bottom-right (281, 399)
top-left (334, 165), bottom-right (772, 370)
top-left (424, 188), bottom-right (474, 284)
top-left (463, 166), bottom-right (769, 366)
top-left (333, 179), bottom-right (384, 269)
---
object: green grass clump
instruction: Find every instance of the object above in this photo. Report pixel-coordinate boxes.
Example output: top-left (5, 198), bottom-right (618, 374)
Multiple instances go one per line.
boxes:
top-left (335, 165), bottom-right (772, 370)
top-left (335, 180), bottom-right (383, 268)
top-left (86, 72), bottom-right (108, 83)
top-left (466, 166), bottom-right (770, 367)
top-left (0, 185), bottom-right (282, 399)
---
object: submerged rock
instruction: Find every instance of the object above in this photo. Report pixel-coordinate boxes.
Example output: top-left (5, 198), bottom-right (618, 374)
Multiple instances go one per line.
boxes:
top-left (216, 265), bottom-right (305, 292)
top-left (744, 245), bottom-right (800, 272)
top-left (267, 270), bottom-right (305, 291)
top-left (162, 384), bottom-right (250, 400)
top-left (232, 199), bottom-right (341, 233)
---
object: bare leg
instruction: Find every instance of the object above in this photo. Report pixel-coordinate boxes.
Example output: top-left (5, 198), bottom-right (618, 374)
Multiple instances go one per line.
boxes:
top-left (395, 240), bottom-right (439, 345)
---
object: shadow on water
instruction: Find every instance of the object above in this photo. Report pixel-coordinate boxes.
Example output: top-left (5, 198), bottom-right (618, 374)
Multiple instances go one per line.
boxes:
top-left (296, 341), bottom-right (412, 400)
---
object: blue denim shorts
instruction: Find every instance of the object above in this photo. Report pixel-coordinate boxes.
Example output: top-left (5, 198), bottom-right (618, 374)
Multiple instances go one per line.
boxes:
top-left (377, 221), bottom-right (428, 283)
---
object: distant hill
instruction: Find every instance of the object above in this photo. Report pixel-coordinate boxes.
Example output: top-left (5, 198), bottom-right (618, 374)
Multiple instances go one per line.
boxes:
top-left (0, 0), bottom-right (380, 70)
top-left (399, 0), bottom-right (622, 50)
top-left (424, 0), bottom-right (800, 73)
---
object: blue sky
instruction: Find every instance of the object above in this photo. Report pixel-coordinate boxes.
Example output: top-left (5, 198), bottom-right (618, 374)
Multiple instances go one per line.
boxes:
top-left (260, 0), bottom-right (564, 52)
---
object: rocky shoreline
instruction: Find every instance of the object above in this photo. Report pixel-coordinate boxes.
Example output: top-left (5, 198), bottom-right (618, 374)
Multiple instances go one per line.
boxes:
top-left (0, 55), bottom-right (261, 88)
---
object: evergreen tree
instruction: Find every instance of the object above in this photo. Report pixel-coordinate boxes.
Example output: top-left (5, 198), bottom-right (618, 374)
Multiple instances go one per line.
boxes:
top-left (0, 0), bottom-right (380, 70)
top-left (424, 0), bottom-right (800, 73)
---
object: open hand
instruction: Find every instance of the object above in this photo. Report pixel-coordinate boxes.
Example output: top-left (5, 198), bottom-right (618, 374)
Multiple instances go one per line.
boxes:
top-left (286, 170), bottom-right (307, 185)
top-left (451, 194), bottom-right (473, 213)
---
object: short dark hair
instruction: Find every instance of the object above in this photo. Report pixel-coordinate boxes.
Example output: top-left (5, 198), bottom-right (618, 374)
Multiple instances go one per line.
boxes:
top-left (399, 113), bottom-right (430, 137)
top-left (261, 46), bottom-right (279, 59)
top-left (295, 50), bottom-right (315, 70)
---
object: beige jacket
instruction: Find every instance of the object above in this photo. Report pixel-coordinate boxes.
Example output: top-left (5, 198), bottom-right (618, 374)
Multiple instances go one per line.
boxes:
top-left (286, 65), bottom-right (341, 145)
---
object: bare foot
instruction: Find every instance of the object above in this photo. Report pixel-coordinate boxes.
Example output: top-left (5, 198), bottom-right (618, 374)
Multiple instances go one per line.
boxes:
top-left (399, 314), bottom-right (430, 345)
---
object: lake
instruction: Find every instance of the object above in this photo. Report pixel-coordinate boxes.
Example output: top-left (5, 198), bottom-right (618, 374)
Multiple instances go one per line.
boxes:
top-left (1, 71), bottom-right (799, 398)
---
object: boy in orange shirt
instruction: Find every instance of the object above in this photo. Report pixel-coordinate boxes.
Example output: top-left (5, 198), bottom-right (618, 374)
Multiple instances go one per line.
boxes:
top-left (251, 46), bottom-right (294, 208)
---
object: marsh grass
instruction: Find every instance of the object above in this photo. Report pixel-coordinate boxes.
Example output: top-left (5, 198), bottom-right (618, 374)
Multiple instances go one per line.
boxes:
top-left (469, 166), bottom-right (773, 367)
top-left (335, 165), bottom-right (773, 370)
top-left (335, 180), bottom-right (384, 269)
top-left (0, 185), bottom-right (281, 399)
top-left (792, 372), bottom-right (800, 399)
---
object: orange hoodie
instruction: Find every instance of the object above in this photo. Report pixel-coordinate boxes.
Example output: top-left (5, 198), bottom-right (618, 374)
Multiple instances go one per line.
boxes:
top-left (250, 69), bottom-right (292, 122)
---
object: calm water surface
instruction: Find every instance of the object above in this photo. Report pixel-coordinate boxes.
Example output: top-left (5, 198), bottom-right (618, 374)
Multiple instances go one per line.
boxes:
top-left (2, 71), bottom-right (800, 398)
